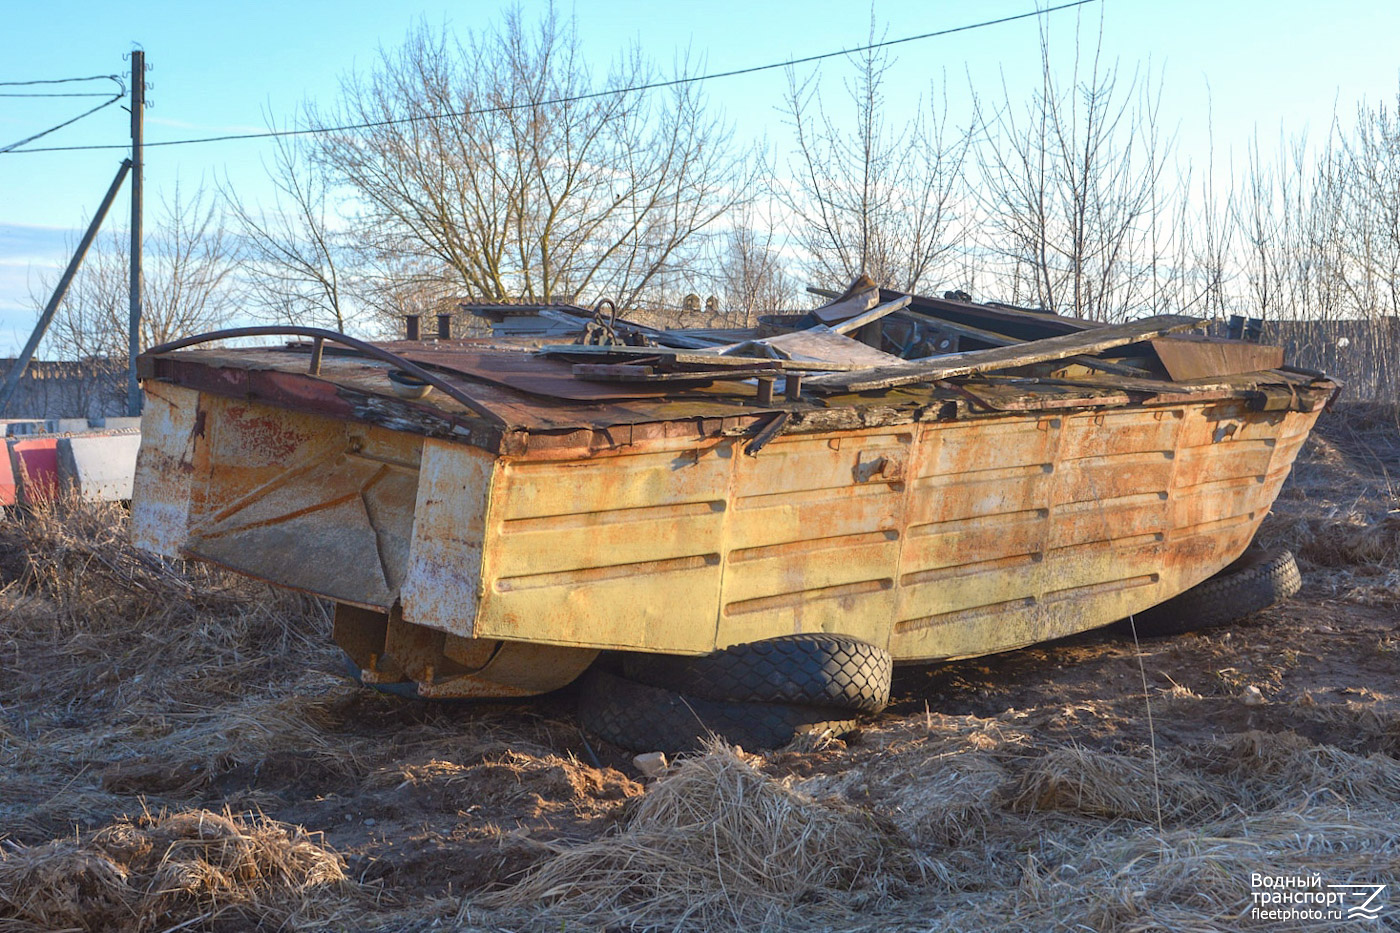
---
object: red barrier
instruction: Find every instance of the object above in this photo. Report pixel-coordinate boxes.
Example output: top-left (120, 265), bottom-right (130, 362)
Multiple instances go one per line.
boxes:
top-left (11, 437), bottom-right (60, 503)
top-left (0, 443), bottom-right (15, 506)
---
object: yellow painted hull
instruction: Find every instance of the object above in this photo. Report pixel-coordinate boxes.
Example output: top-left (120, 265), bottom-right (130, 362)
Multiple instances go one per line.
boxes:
top-left (133, 380), bottom-right (1317, 677)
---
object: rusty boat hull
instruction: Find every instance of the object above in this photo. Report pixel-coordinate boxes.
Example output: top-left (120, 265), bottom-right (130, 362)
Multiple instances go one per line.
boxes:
top-left (130, 330), bottom-right (1332, 698)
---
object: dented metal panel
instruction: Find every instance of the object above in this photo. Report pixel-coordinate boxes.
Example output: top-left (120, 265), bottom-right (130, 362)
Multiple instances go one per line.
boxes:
top-left (399, 439), bottom-right (496, 632)
top-left (182, 396), bottom-right (422, 609)
top-left (473, 443), bottom-right (732, 652)
top-left (131, 381), bottom-right (202, 557)
top-left (132, 388), bottom-right (423, 609)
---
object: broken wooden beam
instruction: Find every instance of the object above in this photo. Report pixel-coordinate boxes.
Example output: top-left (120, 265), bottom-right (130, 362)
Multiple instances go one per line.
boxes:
top-left (732, 325), bottom-right (904, 369)
top-left (809, 285), bottom-right (1097, 339)
top-left (828, 295), bottom-right (913, 335)
top-left (808, 275), bottom-right (880, 326)
top-left (804, 314), bottom-right (1203, 394)
top-left (897, 307), bottom-right (1153, 378)
top-left (543, 342), bottom-right (869, 373)
top-left (744, 410), bottom-right (789, 455)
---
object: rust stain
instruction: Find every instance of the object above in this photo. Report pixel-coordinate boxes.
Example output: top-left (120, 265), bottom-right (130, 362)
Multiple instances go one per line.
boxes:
top-left (222, 404), bottom-right (305, 461)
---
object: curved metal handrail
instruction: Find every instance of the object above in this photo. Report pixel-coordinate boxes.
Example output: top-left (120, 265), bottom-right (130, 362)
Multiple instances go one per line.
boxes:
top-left (142, 326), bottom-right (502, 423)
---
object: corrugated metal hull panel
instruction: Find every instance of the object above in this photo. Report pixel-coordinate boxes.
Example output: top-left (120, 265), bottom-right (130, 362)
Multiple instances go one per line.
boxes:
top-left (470, 402), bottom-right (1317, 659)
top-left (133, 383), bottom-right (1319, 663)
top-left (717, 430), bottom-right (908, 647)
top-left (473, 443), bottom-right (731, 653)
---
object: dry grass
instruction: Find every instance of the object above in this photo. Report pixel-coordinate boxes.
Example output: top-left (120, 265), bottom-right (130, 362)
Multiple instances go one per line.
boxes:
top-left (0, 497), bottom-right (363, 932)
top-left (456, 721), bottom-right (1400, 932)
top-left (1, 406), bottom-right (1397, 932)
top-left (787, 725), bottom-right (1400, 933)
top-left (1260, 401), bottom-right (1400, 604)
top-left (0, 495), bottom-right (331, 701)
top-left (0, 496), bottom-right (643, 931)
top-left (1007, 745), bottom-right (1224, 823)
top-left (0, 808), bottom-right (346, 932)
top-left (482, 742), bottom-right (920, 930)
top-left (1007, 805), bottom-right (1400, 933)
top-left (1197, 729), bottom-right (1400, 809)
top-left (0, 496), bottom-right (346, 844)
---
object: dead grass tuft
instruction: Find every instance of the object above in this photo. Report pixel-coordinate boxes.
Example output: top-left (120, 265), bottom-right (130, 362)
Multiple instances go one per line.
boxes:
top-left (1196, 729), bottom-right (1400, 809)
top-left (483, 742), bottom-right (920, 929)
top-left (1273, 510), bottom-right (1400, 570)
top-left (368, 748), bottom-right (642, 819)
top-left (1259, 402), bottom-right (1399, 609)
top-left (0, 496), bottom-right (345, 841)
top-left (0, 808), bottom-right (346, 932)
top-left (0, 496), bottom-right (331, 714)
top-left (1008, 745), bottom-right (1224, 823)
top-left (1007, 805), bottom-right (1400, 933)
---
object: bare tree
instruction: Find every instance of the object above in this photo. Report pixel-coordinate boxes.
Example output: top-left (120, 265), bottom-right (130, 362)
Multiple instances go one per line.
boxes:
top-left (1339, 98), bottom-right (1400, 321)
top-left (1319, 96), bottom-right (1400, 397)
top-left (707, 198), bottom-right (800, 326)
top-left (972, 17), bottom-right (1168, 321)
top-left (778, 21), bottom-right (971, 293)
top-left (310, 9), bottom-right (746, 311)
top-left (1183, 96), bottom-right (1238, 322)
top-left (1214, 91), bottom-right (1400, 399)
top-left (1235, 133), bottom-right (1305, 322)
top-left (355, 252), bottom-right (468, 336)
top-left (36, 181), bottom-right (238, 361)
top-left (715, 226), bottom-right (797, 325)
top-left (224, 129), bottom-right (352, 331)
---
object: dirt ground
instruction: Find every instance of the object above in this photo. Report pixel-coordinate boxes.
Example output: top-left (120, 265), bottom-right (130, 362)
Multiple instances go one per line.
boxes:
top-left (0, 402), bottom-right (1396, 931)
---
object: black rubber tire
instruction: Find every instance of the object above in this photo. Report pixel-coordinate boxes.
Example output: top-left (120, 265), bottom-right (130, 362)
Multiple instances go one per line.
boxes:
top-left (578, 669), bottom-right (858, 753)
top-left (620, 634), bottom-right (892, 714)
top-left (1126, 547), bottom-right (1302, 637)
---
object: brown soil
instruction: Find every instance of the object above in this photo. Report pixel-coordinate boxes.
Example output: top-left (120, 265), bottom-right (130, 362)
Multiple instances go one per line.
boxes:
top-left (0, 402), bottom-right (1396, 931)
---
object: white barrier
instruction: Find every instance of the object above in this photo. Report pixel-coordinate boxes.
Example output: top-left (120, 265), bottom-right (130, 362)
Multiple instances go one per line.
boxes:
top-left (58, 433), bottom-right (142, 501)
top-left (0, 417), bottom-right (142, 505)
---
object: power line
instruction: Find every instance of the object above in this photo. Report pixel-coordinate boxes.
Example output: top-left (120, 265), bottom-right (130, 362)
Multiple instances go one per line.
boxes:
top-left (0, 91), bottom-right (122, 98)
top-left (0, 74), bottom-right (122, 86)
top-left (0, 0), bottom-right (1095, 156)
top-left (0, 73), bottom-right (127, 152)
top-left (0, 90), bottom-right (125, 153)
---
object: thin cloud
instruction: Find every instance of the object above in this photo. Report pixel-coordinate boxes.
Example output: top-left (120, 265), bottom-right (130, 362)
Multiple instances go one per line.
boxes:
top-left (146, 115), bottom-right (268, 135)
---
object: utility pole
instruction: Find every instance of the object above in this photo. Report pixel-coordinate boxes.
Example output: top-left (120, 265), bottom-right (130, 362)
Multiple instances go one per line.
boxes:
top-left (127, 49), bottom-right (145, 416)
top-left (0, 161), bottom-right (131, 415)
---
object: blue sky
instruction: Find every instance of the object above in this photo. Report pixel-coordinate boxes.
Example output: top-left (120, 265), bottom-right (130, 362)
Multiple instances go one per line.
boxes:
top-left (2, 0), bottom-right (1398, 354)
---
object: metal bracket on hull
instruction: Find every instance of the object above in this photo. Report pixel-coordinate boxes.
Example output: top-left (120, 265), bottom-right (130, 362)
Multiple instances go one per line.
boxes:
top-left (335, 602), bottom-right (597, 699)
